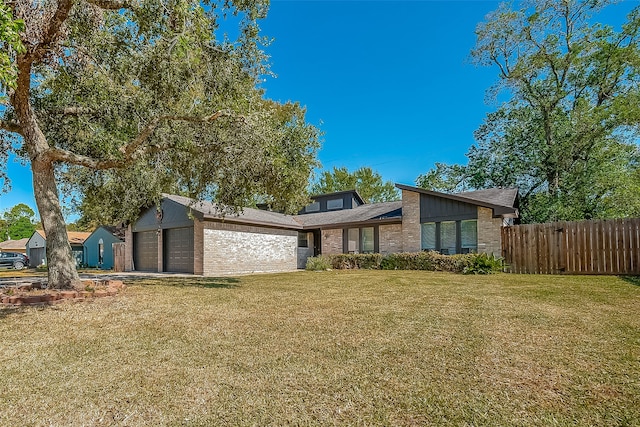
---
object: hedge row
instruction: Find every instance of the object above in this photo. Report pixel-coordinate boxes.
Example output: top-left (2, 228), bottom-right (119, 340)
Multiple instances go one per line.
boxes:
top-left (305, 251), bottom-right (503, 274)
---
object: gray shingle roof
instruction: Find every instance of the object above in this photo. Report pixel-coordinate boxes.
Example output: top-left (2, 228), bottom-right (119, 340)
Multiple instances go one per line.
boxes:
top-left (457, 188), bottom-right (518, 209)
top-left (164, 194), bottom-right (302, 229)
top-left (294, 201), bottom-right (402, 228)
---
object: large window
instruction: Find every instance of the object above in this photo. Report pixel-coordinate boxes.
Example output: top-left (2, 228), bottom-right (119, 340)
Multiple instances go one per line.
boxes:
top-left (345, 226), bottom-right (377, 254)
top-left (420, 220), bottom-right (478, 254)
top-left (347, 228), bottom-right (359, 253)
top-left (461, 220), bottom-right (478, 253)
top-left (361, 227), bottom-right (375, 253)
top-left (421, 222), bottom-right (436, 251)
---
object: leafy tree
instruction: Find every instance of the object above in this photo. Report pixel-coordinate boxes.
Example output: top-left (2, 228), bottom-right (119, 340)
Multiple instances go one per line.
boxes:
top-left (310, 166), bottom-right (399, 203)
top-left (1, 203), bottom-right (36, 239)
top-left (0, 0), bottom-right (320, 288)
top-left (418, 0), bottom-right (640, 223)
top-left (0, 3), bottom-right (24, 91)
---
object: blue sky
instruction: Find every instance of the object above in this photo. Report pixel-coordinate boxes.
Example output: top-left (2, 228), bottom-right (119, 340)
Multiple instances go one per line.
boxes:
top-left (1, 0), bottom-right (637, 219)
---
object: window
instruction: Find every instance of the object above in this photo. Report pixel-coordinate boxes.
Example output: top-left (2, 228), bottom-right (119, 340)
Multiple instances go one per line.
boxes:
top-left (98, 238), bottom-right (104, 264)
top-left (440, 221), bottom-right (457, 255)
top-left (420, 219), bottom-right (478, 255)
top-left (347, 228), bottom-right (359, 253)
top-left (327, 198), bottom-right (344, 210)
top-left (362, 227), bottom-right (375, 253)
top-left (305, 202), bottom-right (320, 213)
top-left (461, 220), bottom-right (478, 253)
top-left (345, 227), bottom-right (377, 254)
top-left (298, 232), bottom-right (308, 248)
top-left (421, 222), bottom-right (436, 251)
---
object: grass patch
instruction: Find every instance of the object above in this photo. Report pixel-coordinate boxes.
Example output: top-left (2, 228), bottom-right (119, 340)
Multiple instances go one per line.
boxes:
top-left (1, 271), bottom-right (639, 425)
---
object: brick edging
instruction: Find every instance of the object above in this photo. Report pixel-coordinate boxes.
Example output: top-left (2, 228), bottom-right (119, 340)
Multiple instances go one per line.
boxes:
top-left (0, 280), bottom-right (126, 307)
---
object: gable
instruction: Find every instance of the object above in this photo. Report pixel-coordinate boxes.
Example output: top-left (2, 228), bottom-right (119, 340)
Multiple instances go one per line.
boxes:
top-left (84, 227), bottom-right (123, 248)
top-left (27, 231), bottom-right (46, 249)
top-left (133, 198), bottom-right (194, 232)
top-left (420, 193), bottom-right (478, 222)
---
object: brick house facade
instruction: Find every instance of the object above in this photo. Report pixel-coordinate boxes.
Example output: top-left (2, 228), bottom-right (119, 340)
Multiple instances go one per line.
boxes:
top-left (126, 185), bottom-right (518, 275)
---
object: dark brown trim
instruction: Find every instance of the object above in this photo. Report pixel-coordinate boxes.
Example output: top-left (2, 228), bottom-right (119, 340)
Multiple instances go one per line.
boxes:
top-left (309, 217), bottom-right (402, 231)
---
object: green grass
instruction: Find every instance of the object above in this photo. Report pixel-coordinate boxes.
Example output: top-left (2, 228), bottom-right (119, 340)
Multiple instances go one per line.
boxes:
top-left (1, 271), bottom-right (639, 426)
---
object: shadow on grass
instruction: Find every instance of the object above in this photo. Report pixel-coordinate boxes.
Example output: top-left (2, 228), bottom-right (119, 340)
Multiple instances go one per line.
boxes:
top-left (620, 276), bottom-right (640, 287)
top-left (127, 276), bottom-right (241, 289)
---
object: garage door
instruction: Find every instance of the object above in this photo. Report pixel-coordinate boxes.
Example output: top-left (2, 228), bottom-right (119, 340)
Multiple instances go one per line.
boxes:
top-left (164, 227), bottom-right (194, 273)
top-left (134, 231), bottom-right (158, 272)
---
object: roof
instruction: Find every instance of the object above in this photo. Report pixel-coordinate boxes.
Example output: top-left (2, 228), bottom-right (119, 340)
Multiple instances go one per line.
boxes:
top-left (395, 184), bottom-right (519, 217)
top-left (164, 194), bottom-right (303, 229)
top-left (294, 201), bottom-right (403, 228)
top-left (0, 238), bottom-right (28, 251)
top-left (34, 230), bottom-right (92, 244)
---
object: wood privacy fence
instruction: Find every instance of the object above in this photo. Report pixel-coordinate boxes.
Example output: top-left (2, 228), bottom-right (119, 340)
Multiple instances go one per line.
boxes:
top-left (501, 218), bottom-right (640, 275)
top-left (113, 242), bottom-right (125, 273)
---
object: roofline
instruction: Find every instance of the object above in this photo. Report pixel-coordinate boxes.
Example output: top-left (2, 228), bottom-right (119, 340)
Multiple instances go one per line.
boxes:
top-left (300, 217), bottom-right (402, 230)
top-left (309, 189), bottom-right (366, 205)
top-left (395, 183), bottom-right (518, 217)
top-left (201, 213), bottom-right (303, 230)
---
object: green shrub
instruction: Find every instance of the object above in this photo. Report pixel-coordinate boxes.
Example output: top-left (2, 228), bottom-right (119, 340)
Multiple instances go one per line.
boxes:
top-left (314, 251), bottom-right (503, 274)
top-left (328, 254), bottom-right (382, 270)
top-left (463, 253), bottom-right (504, 274)
top-left (305, 256), bottom-right (332, 271)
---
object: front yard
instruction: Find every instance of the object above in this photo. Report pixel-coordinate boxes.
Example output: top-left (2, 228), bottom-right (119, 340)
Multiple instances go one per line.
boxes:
top-left (1, 271), bottom-right (639, 426)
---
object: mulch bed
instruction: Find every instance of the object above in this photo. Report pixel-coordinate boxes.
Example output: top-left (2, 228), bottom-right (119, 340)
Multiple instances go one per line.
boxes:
top-left (0, 280), bottom-right (126, 306)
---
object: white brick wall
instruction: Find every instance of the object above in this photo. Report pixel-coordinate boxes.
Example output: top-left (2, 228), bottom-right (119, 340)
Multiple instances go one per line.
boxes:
top-left (203, 226), bottom-right (297, 275)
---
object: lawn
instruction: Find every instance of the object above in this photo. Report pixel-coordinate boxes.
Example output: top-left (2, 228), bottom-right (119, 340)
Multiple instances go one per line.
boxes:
top-left (1, 271), bottom-right (639, 426)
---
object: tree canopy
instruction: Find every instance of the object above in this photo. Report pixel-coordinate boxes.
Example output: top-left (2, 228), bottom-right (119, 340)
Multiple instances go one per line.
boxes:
top-left (310, 166), bottom-right (399, 203)
top-left (1, 0), bottom-right (320, 287)
top-left (417, 0), bottom-right (640, 223)
top-left (0, 203), bottom-right (36, 240)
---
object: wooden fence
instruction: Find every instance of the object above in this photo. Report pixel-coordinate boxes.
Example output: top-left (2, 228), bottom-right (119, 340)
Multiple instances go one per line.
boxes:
top-left (501, 218), bottom-right (640, 275)
top-left (113, 242), bottom-right (125, 272)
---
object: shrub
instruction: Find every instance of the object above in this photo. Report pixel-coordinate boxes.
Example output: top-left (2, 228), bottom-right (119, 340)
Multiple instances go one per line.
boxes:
top-left (463, 253), bottom-right (504, 275)
top-left (305, 256), bottom-right (332, 271)
top-left (329, 254), bottom-right (382, 270)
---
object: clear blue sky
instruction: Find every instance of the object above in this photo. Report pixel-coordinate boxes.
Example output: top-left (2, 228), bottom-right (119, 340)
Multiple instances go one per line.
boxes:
top-left (1, 0), bottom-right (637, 219)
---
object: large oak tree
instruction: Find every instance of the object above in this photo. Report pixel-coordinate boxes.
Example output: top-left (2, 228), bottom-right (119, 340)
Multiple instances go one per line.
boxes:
top-left (0, 0), bottom-right (320, 288)
top-left (417, 0), bottom-right (640, 223)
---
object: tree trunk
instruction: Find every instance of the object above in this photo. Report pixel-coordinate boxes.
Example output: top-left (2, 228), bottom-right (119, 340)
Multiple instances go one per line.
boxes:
top-left (13, 54), bottom-right (81, 290)
top-left (32, 158), bottom-right (82, 289)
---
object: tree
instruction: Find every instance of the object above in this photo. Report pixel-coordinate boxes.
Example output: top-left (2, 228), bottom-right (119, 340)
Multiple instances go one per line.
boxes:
top-left (1, 203), bottom-right (36, 240)
top-left (310, 166), bottom-right (399, 203)
top-left (1, 1), bottom-right (320, 288)
top-left (418, 0), bottom-right (640, 223)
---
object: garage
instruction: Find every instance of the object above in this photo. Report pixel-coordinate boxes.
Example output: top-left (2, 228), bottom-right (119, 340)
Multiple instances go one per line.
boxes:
top-left (163, 227), bottom-right (194, 273)
top-left (134, 231), bottom-right (158, 271)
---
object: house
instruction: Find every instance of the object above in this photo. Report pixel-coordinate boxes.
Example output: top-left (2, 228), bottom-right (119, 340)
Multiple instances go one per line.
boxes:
top-left (26, 230), bottom-right (92, 267)
top-left (0, 238), bottom-right (29, 254)
top-left (125, 184), bottom-right (519, 275)
top-left (83, 226), bottom-right (123, 269)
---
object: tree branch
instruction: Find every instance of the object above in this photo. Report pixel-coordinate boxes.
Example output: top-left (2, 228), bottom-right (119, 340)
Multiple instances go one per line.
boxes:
top-left (0, 119), bottom-right (23, 135)
top-left (45, 110), bottom-right (233, 169)
top-left (84, 0), bottom-right (134, 10)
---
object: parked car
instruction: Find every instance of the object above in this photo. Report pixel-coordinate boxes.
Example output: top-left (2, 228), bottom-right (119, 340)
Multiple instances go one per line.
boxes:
top-left (0, 252), bottom-right (29, 270)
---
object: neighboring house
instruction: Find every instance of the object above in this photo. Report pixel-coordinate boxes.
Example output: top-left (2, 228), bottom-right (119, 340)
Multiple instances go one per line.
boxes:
top-left (26, 230), bottom-right (92, 267)
top-left (125, 184), bottom-right (519, 275)
top-left (83, 226), bottom-right (123, 269)
top-left (0, 238), bottom-right (29, 254)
